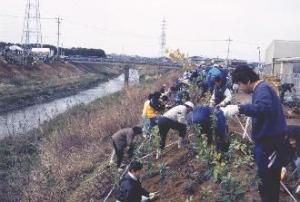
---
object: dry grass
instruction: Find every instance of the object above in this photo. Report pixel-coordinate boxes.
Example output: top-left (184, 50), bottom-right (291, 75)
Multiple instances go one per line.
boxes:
top-left (21, 71), bottom-right (179, 202)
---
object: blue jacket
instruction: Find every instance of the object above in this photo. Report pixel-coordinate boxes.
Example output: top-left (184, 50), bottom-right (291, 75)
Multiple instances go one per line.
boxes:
top-left (187, 106), bottom-right (227, 138)
top-left (207, 67), bottom-right (222, 81)
top-left (205, 67), bottom-right (222, 89)
top-left (239, 81), bottom-right (287, 143)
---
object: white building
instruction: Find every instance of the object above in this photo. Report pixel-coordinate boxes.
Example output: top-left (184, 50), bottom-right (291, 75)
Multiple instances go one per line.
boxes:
top-left (264, 40), bottom-right (300, 97)
top-left (31, 48), bottom-right (53, 57)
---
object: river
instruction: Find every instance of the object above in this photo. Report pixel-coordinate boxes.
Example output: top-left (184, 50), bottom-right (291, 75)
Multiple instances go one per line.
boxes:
top-left (0, 69), bottom-right (139, 138)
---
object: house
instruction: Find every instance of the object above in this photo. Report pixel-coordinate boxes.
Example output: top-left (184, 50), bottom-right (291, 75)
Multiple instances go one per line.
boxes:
top-left (264, 40), bottom-right (300, 97)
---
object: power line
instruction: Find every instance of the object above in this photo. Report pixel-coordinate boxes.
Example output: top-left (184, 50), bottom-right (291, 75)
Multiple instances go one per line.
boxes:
top-left (0, 13), bottom-right (58, 20)
top-left (63, 18), bottom-right (158, 40)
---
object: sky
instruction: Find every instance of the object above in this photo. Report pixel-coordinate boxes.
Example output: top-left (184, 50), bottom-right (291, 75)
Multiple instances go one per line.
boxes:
top-left (1, 0), bottom-right (300, 61)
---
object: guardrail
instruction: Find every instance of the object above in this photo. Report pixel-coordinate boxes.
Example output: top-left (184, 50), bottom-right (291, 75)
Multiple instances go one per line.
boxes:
top-left (69, 57), bottom-right (182, 68)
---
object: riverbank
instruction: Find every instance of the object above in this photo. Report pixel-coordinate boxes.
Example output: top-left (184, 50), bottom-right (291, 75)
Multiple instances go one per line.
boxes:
top-left (0, 60), bottom-right (122, 114)
top-left (0, 70), bottom-right (179, 202)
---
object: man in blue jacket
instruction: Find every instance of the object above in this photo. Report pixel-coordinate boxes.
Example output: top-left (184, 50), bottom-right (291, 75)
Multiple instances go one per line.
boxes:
top-left (221, 65), bottom-right (289, 202)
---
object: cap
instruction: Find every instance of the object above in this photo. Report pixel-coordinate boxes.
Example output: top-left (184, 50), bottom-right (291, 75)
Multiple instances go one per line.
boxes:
top-left (184, 101), bottom-right (194, 109)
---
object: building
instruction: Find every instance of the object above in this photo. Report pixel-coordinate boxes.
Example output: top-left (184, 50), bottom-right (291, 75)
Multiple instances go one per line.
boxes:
top-left (264, 40), bottom-right (300, 97)
top-left (31, 48), bottom-right (52, 57)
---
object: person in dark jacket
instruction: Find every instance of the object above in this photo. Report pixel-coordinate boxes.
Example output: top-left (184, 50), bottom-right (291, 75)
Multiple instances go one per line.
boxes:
top-left (110, 127), bottom-right (143, 168)
top-left (187, 106), bottom-right (229, 152)
top-left (221, 65), bottom-right (289, 202)
top-left (148, 91), bottom-right (165, 127)
top-left (209, 76), bottom-right (232, 107)
top-left (115, 161), bottom-right (155, 202)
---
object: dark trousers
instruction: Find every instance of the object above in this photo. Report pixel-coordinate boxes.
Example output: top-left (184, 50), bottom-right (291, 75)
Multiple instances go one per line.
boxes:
top-left (149, 117), bottom-right (159, 127)
top-left (258, 165), bottom-right (281, 202)
top-left (112, 141), bottom-right (124, 168)
top-left (254, 138), bottom-right (289, 202)
top-left (157, 117), bottom-right (186, 150)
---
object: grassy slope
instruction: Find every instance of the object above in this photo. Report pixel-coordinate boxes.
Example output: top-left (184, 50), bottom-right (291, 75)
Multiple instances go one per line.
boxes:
top-left (0, 70), bottom-right (178, 202)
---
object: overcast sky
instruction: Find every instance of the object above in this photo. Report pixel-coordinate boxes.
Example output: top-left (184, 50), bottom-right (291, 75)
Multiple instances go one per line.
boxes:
top-left (1, 0), bottom-right (300, 61)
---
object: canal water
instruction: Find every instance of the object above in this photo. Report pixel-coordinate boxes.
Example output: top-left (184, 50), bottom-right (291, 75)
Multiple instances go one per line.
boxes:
top-left (0, 69), bottom-right (139, 138)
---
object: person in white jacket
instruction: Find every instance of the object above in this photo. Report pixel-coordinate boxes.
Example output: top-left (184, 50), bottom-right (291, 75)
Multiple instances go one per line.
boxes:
top-left (156, 101), bottom-right (194, 152)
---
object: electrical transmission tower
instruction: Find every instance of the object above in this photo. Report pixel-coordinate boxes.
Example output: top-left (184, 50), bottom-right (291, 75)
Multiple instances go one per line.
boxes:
top-left (21, 0), bottom-right (43, 47)
top-left (160, 17), bottom-right (166, 57)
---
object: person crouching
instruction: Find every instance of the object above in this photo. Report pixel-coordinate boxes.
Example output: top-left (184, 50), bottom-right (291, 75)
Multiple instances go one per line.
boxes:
top-left (110, 126), bottom-right (143, 169)
top-left (156, 101), bottom-right (194, 157)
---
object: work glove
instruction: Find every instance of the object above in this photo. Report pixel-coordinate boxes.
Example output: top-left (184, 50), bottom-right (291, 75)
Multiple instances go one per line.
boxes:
top-left (127, 144), bottom-right (135, 158)
top-left (149, 192), bottom-right (156, 200)
top-left (217, 101), bottom-right (226, 107)
top-left (220, 105), bottom-right (239, 118)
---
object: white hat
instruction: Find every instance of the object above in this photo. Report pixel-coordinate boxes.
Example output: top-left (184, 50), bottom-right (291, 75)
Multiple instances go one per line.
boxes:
top-left (184, 101), bottom-right (194, 109)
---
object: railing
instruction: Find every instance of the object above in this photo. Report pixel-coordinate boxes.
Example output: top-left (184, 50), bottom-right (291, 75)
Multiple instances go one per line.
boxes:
top-left (69, 56), bottom-right (182, 68)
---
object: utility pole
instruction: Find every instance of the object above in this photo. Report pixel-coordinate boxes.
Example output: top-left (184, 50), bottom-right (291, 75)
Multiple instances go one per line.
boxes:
top-left (226, 37), bottom-right (233, 68)
top-left (160, 17), bottom-right (167, 57)
top-left (257, 46), bottom-right (261, 64)
top-left (56, 17), bottom-right (61, 58)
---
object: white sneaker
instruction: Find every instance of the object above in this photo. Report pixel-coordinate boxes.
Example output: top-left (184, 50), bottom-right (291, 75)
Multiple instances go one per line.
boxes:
top-left (156, 149), bottom-right (161, 159)
top-left (178, 138), bottom-right (183, 148)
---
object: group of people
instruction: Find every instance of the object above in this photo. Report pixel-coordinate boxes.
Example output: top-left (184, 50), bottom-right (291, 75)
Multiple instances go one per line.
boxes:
top-left (110, 64), bottom-right (295, 202)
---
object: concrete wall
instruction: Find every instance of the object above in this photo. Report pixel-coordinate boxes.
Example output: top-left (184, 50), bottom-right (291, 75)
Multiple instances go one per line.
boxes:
top-left (265, 40), bottom-right (300, 64)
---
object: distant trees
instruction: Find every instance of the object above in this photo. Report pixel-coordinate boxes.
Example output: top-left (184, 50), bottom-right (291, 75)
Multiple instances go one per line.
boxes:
top-left (62, 47), bottom-right (106, 57)
top-left (0, 41), bottom-right (106, 58)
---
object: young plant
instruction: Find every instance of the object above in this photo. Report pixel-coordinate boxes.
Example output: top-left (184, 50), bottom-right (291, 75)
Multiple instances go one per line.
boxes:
top-left (145, 126), bottom-right (160, 175)
top-left (218, 173), bottom-right (245, 202)
top-left (200, 185), bottom-right (214, 201)
top-left (185, 196), bottom-right (194, 202)
top-left (158, 162), bottom-right (169, 183)
top-left (211, 152), bottom-right (228, 182)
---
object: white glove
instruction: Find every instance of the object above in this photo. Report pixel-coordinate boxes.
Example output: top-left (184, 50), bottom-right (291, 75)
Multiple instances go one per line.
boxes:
top-left (149, 192), bottom-right (156, 200)
top-left (218, 101), bottom-right (226, 107)
top-left (220, 105), bottom-right (239, 118)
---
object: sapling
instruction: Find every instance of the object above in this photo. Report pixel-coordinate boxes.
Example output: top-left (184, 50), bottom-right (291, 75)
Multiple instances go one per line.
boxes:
top-left (218, 173), bottom-right (246, 202)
